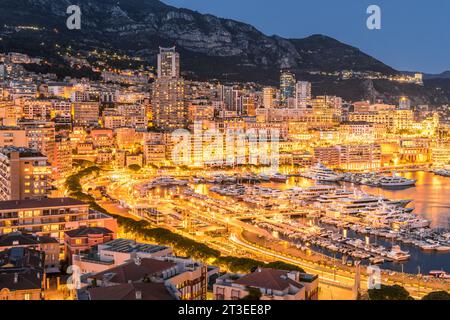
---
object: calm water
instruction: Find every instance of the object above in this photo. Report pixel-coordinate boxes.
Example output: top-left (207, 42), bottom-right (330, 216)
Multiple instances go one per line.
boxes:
top-left (262, 171), bottom-right (450, 274)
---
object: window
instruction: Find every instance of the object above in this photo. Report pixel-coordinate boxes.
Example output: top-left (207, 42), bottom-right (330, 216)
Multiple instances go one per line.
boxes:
top-left (24, 293), bottom-right (31, 300)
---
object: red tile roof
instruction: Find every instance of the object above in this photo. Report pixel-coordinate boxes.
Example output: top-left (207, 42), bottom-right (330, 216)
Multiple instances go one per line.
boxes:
top-left (92, 258), bottom-right (177, 284)
top-left (88, 282), bottom-right (175, 300)
top-left (234, 268), bottom-right (303, 291)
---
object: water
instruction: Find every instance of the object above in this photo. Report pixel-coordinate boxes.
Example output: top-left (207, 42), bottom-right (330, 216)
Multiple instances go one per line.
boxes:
top-left (263, 171), bottom-right (450, 274)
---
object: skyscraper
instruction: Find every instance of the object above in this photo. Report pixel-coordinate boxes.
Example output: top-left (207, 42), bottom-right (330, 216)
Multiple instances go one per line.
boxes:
top-left (152, 47), bottom-right (187, 130)
top-left (157, 47), bottom-right (180, 79)
top-left (280, 71), bottom-right (296, 107)
top-left (263, 87), bottom-right (275, 109)
top-left (152, 78), bottom-right (187, 130)
top-left (295, 81), bottom-right (312, 109)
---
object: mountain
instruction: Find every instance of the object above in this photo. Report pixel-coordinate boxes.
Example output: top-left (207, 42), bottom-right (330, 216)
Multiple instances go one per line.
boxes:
top-left (424, 71), bottom-right (450, 80)
top-left (0, 0), bottom-right (449, 105)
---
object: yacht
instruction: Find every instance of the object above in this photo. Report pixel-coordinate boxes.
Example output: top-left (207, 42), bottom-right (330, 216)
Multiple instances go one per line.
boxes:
top-left (387, 245), bottom-right (410, 261)
top-left (433, 169), bottom-right (450, 177)
top-left (270, 173), bottom-right (288, 182)
top-left (301, 163), bottom-right (344, 182)
top-left (378, 175), bottom-right (416, 188)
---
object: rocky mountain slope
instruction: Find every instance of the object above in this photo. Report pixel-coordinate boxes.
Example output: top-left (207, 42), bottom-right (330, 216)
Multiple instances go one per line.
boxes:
top-left (0, 0), bottom-right (449, 105)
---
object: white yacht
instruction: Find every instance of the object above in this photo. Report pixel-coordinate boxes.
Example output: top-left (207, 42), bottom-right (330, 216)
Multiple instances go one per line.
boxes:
top-left (301, 163), bottom-right (344, 182)
top-left (378, 175), bottom-right (416, 188)
top-left (387, 245), bottom-right (410, 261)
top-left (433, 169), bottom-right (450, 177)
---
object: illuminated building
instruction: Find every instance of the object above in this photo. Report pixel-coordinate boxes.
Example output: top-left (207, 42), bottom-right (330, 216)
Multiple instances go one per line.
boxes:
top-left (115, 128), bottom-right (143, 151)
top-left (280, 71), bottom-right (296, 107)
top-left (157, 47), bottom-right (180, 79)
top-left (0, 247), bottom-right (45, 300)
top-left (17, 120), bottom-right (55, 165)
top-left (0, 127), bottom-right (28, 148)
top-left (0, 198), bottom-right (118, 252)
top-left (152, 78), bottom-right (187, 130)
top-left (295, 81), bottom-right (311, 110)
top-left (0, 147), bottom-right (51, 201)
top-left (338, 144), bottom-right (382, 171)
top-left (71, 102), bottom-right (100, 127)
top-left (398, 138), bottom-right (430, 163)
top-left (263, 87), bottom-right (276, 109)
top-left (314, 144), bottom-right (381, 170)
top-left (143, 132), bottom-right (167, 166)
top-left (64, 226), bottom-right (116, 264)
top-left (82, 256), bottom-right (213, 300)
top-left (188, 100), bottom-right (215, 123)
top-left (0, 232), bottom-right (59, 272)
top-left (214, 268), bottom-right (319, 300)
top-left (431, 145), bottom-right (450, 166)
top-left (90, 129), bottom-right (114, 148)
top-left (339, 121), bottom-right (386, 143)
top-left (399, 97), bottom-right (411, 110)
top-left (53, 135), bottom-right (72, 179)
top-left (72, 238), bottom-right (171, 274)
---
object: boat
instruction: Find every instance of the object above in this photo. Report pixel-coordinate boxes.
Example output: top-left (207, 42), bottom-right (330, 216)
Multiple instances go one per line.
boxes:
top-left (429, 270), bottom-right (450, 279)
top-left (433, 169), bottom-right (450, 177)
top-left (386, 245), bottom-right (410, 261)
top-left (378, 175), bottom-right (416, 188)
top-left (435, 245), bottom-right (450, 252)
top-left (270, 173), bottom-right (288, 182)
top-left (300, 163), bottom-right (344, 182)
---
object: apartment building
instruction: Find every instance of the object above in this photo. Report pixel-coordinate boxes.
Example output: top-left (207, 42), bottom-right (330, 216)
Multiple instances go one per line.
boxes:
top-left (72, 102), bottom-right (100, 127)
top-left (72, 238), bottom-right (172, 274)
top-left (0, 147), bottom-right (51, 201)
top-left (0, 231), bottom-right (59, 272)
top-left (213, 268), bottom-right (319, 300)
top-left (0, 247), bottom-right (45, 300)
top-left (80, 256), bottom-right (212, 300)
top-left (0, 197), bottom-right (117, 258)
top-left (64, 226), bottom-right (116, 263)
top-left (0, 127), bottom-right (28, 148)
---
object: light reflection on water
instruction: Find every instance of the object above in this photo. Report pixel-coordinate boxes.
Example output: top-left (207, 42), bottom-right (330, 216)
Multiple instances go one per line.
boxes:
top-left (201, 171), bottom-right (449, 273)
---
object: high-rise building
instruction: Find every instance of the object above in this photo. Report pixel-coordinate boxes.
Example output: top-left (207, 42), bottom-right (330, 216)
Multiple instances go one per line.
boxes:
top-left (263, 87), bottom-right (275, 109)
top-left (399, 97), bottom-right (411, 110)
top-left (280, 71), bottom-right (296, 107)
top-left (0, 147), bottom-right (51, 201)
top-left (295, 81), bottom-right (312, 109)
top-left (152, 47), bottom-right (187, 131)
top-left (152, 78), bottom-right (186, 130)
top-left (53, 135), bottom-right (72, 179)
top-left (157, 47), bottom-right (180, 79)
top-left (71, 102), bottom-right (100, 127)
top-left (17, 120), bottom-right (56, 165)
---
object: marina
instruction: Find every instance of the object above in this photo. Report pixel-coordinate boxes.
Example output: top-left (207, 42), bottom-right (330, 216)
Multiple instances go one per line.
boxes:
top-left (200, 170), bottom-right (450, 274)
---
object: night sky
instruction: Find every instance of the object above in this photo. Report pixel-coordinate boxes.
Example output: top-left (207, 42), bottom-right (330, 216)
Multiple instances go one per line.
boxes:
top-left (163, 0), bottom-right (450, 74)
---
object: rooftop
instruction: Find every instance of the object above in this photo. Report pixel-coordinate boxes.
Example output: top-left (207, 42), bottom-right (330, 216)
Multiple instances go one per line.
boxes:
top-left (87, 282), bottom-right (176, 300)
top-left (0, 146), bottom-right (45, 158)
top-left (91, 258), bottom-right (177, 284)
top-left (0, 197), bottom-right (87, 211)
top-left (0, 232), bottom-right (58, 247)
top-left (65, 227), bottom-right (114, 238)
top-left (99, 238), bottom-right (169, 255)
top-left (233, 268), bottom-right (304, 292)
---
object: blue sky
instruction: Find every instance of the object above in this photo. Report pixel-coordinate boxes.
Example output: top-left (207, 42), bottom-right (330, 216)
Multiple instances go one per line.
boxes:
top-left (162, 0), bottom-right (450, 74)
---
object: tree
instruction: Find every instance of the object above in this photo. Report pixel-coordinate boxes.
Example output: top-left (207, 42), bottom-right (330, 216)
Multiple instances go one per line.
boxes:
top-left (422, 291), bottom-right (450, 300)
top-left (265, 261), bottom-right (305, 273)
top-left (368, 284), bottom-right (413, 300)
top-left (241, 287), bottom-right (262, 300)
top-left (128, 164), bottom-right (141, 172)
